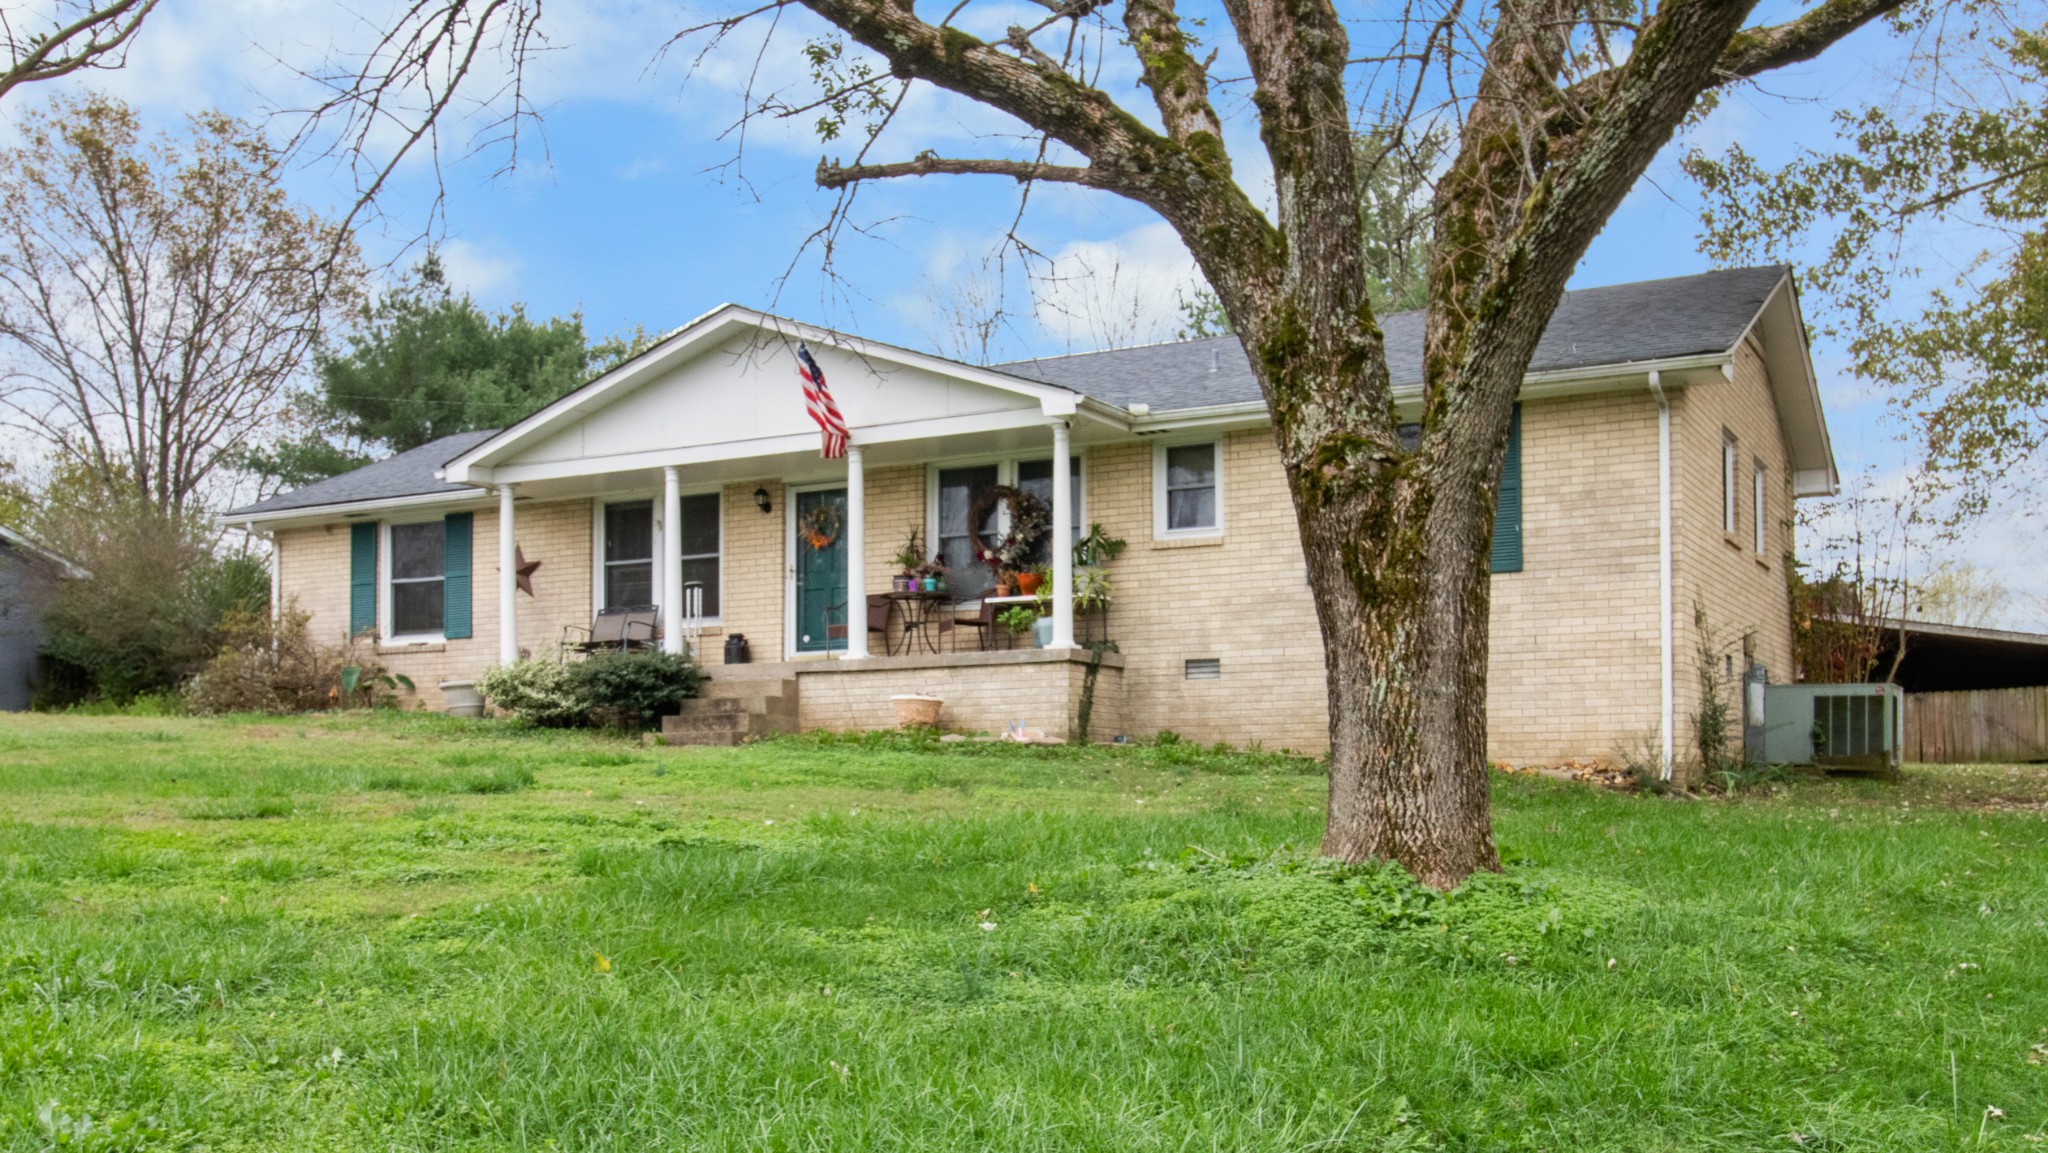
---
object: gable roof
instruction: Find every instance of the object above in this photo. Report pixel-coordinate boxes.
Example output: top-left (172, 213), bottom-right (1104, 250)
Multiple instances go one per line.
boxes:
top-left (995, 265), bottom-right (1792, 410)
top-left (224, 429), bottom-right (499, 519)
top-left (225, 264), bottom-right (1830, 520)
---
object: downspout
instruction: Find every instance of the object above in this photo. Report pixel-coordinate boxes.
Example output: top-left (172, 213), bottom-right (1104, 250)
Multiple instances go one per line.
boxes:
top-left (1647, 371), bottom-right (1675, 780)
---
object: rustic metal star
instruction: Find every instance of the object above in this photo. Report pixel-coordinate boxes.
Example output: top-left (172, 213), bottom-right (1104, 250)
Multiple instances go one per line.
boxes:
top-left (514, 546), bottom-right (541, 596)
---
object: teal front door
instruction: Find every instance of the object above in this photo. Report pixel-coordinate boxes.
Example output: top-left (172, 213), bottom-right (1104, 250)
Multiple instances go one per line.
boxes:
top-left (794, 487), bottom-right (848, 654)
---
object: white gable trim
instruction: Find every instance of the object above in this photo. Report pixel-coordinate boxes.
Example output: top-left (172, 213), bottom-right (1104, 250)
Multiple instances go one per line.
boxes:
top-left (444, 305), bottom-right (1124, 484)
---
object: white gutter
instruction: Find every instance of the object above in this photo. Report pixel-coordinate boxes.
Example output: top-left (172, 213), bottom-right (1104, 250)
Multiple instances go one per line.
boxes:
top-left (1647, 370), bottom-right (1675, 780)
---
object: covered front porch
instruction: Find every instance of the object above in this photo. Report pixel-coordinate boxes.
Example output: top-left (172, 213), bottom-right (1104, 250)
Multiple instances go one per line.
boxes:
top-left (440, 306), bottom-right (1148, 674)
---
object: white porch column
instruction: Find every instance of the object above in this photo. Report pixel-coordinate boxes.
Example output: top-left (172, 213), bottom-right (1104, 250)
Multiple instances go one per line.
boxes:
top-left (662, 466), bottom-right (684, 655)
top-left (845, 443), bottom-right (869, 659)
top-left (1049, 421), bottom-right (1076, 649)
top-left (497, 484), bottom-right (519, 663)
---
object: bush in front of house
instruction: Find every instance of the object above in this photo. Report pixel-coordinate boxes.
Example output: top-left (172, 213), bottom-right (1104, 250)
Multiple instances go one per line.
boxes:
top-left (477, 651), bottom-right (703, 730)
top-left (185, 604), bottom-right (412, 714)
top-left (475, 659), bottom-right (589, 728)
top-left (566, 649), bottom-right (706, 730)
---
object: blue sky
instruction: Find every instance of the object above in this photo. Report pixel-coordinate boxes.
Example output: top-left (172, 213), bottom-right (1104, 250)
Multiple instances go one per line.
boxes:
top-left (28, 0), bottom-right (2044, 625)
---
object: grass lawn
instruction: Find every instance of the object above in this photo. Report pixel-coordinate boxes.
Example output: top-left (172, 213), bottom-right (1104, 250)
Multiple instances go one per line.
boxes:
top-left (1, 713), bottom-right (2045, 1151)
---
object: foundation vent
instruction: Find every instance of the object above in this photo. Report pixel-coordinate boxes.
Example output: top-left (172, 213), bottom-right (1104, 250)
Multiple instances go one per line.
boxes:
top-left (1184, 658), bottom-right (1222, 681)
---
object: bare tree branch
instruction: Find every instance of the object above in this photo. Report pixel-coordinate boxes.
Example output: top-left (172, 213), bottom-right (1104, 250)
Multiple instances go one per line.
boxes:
top-left (0, 0), bottom-right (158, 105)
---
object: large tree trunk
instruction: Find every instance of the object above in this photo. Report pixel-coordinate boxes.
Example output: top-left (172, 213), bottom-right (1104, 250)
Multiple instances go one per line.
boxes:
top-left (1300, 459), bottom-right (1504, 888)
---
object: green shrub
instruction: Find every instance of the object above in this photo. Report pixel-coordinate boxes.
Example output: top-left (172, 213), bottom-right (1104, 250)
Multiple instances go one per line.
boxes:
top-left (475, 659), bottom-right (588, 728)
top-left (566, 650), bottom-right (705, 730)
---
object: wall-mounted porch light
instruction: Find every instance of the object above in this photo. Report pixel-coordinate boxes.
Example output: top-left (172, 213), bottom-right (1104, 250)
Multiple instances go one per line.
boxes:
top-left (753, 486), bottom-right (773, 514)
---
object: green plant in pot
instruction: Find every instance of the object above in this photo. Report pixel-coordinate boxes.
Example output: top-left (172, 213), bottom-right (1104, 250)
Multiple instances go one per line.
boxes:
top-left (997, 605), bottom-right (1040, 645)
top-left (892, 527), bottom-right (924, 591)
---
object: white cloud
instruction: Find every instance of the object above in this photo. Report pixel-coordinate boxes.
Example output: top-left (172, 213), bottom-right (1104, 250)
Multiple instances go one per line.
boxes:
top-left (437, 238), bottom-right (521, 300)
top-left (1028, 221), bottom-right (1200, 353)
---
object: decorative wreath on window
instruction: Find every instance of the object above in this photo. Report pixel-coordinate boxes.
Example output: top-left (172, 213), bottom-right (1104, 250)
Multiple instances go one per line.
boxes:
top-left (968, 485), bottom-right (1050, 569)
top-left (799, 503), bottom-right (842, 550)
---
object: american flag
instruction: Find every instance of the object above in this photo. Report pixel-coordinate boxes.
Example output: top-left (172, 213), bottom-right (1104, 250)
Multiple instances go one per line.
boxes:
top-left (795, 342), bottom-right (848, 459)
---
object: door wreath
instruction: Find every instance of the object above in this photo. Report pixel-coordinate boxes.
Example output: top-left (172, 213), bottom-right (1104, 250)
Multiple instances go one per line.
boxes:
top-left (968, 485), bottom-right (1050, 569)
top-left (799, 503), bottom-right (842, 550)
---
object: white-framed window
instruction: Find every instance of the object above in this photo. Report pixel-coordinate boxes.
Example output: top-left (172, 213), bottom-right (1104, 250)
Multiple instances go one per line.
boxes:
top-left (595, 492), bottom-right (723, 619)
top-left (601, 500), bottom-right (656, 608)
top-left (927, 455), bottom-right (1084, 595)
top-left (675, 491), bottom-right (722, 618)
top-left (1752, 458), bottom-right (1768, 555)
top-left (1722, 430), bottom-right (1740, 535)
top-left (1154, 439), bottom-right (1223, 538)
top-left (383, 518), bottom-right (446, 641)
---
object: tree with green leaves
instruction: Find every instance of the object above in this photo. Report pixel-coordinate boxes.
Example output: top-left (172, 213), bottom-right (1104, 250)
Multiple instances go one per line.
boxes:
top-left (248, 256), bottom-right (653, 485)
top-left (1688, 23), bottom-right (2048, 525)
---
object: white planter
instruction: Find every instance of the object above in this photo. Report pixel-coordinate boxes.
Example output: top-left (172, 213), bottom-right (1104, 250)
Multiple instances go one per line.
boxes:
top-left (1032, 618), bottom-right (1055, 648)
top-left (440, 679), bottom-right (485, 718)
top-left (891, 694), bottom-right (943, 728)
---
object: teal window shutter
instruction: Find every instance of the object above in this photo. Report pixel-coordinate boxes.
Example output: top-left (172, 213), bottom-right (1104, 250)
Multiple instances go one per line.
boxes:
top-left (443, 512), bottom-right (473, 640)
top-left (349, 522), bottom-right (377, 635)
top-left (1490, 404), bottom-right (1524, 574)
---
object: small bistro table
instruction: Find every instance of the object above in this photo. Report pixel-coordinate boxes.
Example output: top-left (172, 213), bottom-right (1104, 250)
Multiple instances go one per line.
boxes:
top-left (881, 588), bottom-right (953, 655)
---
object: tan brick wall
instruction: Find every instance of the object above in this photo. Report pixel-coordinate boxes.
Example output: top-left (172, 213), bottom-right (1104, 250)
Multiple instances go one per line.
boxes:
top-left (718, 479), bottom-right (787, 658)
top-left (1066, 399), bottom-right (1669, 761)
top-left (1670, 338), bottom-right (1797, 767)
top-left (1487, 392), bottom-right (1665, 762)
top-left (1077, 432), bottom-right (1329, 752)
top-left (793, 651), bottom-right (1122, 740)
top-left (275, 499), bottom-right (592, 711)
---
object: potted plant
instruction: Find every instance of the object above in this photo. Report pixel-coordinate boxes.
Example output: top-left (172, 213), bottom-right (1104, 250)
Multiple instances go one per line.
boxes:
top-left (992, 568), bottom-right (1016, 597)
top-left (892, 527), bottom-right (924, 592)
top-left (997, 605), bottom-right (1040, 646)
top-left (912, 556), bottom-right (951, 593)
top-left (1075, 523), bottom-right (1127, 567)
top-left (1016, 564), bottom-right (1048, 596)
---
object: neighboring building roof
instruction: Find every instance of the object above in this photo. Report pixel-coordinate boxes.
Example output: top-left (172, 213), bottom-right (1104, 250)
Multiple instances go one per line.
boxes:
top-left (0, 525), bottom-right (88, 579)
top-left (224, 429), bottom-right (500, 519)
top-left (994, 265), bottom-right (1792, 410)
top-left (1867, 617), bottom-right (2048, 693)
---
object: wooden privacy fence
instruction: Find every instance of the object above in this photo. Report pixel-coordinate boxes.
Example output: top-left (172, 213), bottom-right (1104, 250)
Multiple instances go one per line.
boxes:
top-left (1905, 686), bottom-right (2048, 763)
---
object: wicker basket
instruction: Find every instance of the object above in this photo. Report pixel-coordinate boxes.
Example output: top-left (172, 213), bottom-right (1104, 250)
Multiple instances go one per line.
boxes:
top-left (890, 694), bottom-right (943, 728)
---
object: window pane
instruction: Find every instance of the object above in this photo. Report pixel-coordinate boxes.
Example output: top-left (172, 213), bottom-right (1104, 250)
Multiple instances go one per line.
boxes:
top-left (680, 556), bottom-right (720, 618)
top-left (678, 492), bottom-right (720, 558)
top-left (392, 579), bottom-right (444, 635)
top-left (605, 501), bottom-right (653, 564)
top-left (390, 522), bottom-right (444, 580)
top-left (1168, 487), bottom-right (1215, 531)
top-left (1015, 458), bottom-right (1083, 566)
top-left (937, 465), bottom-right (999, 592)
top-left (1166, 443), bottom-right (1216, 489)
top-left (606, 561), bottom-right (653, 609)
top-left (937, 466), bottom-right (998, 537)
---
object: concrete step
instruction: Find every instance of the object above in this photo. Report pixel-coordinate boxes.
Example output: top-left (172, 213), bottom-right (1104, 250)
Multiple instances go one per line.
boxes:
top-left (680, 695), bottom-right (795, 717)
top-left (660, 730), bottom-right (743, 747)
top-left (660, 682), bottom-right (800, 746)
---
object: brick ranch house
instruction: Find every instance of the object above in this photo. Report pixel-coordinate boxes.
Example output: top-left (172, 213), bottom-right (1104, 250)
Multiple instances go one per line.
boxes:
top-left (226, 265), bottom-right (1837, 764)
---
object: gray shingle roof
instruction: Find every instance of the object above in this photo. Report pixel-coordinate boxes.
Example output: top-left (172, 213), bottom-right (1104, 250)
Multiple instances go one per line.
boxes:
top-left (229, 267), bottom-right (1792, 519)
top-left (996, 264), bottom-right (1790, 411)
top-left (225, 429), bottom-right (500, 517)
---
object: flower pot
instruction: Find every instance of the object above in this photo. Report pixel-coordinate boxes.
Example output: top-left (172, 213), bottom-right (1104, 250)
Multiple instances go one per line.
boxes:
top-left (439, 679), bottom-right (485, 718)
top-left (1031, 618), bottom-right (1054, 648)
top-left (891, 694), bottom-right (943, 728)
top-left (994, 579), bottom-right (1015, 597)
top-left (1016, 572), bottom-right (1045, 595)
